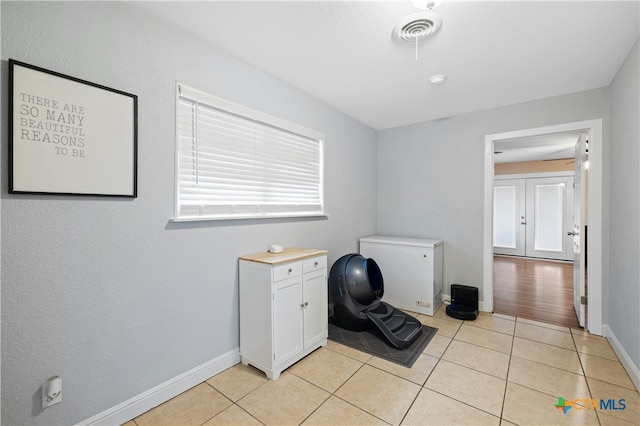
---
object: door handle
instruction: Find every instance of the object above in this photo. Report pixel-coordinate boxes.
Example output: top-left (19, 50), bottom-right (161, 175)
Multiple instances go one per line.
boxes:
top-left (567, 231), bottom-right (579, 236)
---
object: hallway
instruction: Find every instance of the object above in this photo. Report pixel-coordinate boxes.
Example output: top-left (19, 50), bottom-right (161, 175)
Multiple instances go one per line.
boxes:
top-left (493, 255), bottom-right (580, 329)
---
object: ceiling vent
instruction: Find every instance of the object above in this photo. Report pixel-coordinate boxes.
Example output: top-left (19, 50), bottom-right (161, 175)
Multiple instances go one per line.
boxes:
top-left (394, 12), bottom-right (442, 42)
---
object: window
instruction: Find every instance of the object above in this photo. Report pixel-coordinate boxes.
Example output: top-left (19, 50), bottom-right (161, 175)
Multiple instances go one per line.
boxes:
top-left (174, 84), bottom-right (325, 221)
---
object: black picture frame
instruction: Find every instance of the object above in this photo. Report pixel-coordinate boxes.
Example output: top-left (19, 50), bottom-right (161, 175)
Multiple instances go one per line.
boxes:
top-left (9, 59), bottom-right (138, 197)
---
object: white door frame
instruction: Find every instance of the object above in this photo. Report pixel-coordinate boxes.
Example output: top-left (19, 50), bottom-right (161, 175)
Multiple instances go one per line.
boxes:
top-left (483, 119), bottom-right (603, 335)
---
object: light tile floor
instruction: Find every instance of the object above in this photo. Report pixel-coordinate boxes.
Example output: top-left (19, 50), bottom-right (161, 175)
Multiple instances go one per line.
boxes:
top-left (126, 306), bottom-right (639, 425)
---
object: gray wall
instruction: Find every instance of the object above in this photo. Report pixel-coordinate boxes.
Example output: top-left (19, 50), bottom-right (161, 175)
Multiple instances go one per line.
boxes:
top-left (608, 38), bottom-right (640, 369)
top-left (1, 2), bottom-right (376, 424)
top-left (377, 88), bottom-right (610, 302)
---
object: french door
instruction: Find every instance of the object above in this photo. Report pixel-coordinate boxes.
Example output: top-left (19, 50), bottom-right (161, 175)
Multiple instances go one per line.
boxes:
top-left (494, 175), bottom-right (574, 261)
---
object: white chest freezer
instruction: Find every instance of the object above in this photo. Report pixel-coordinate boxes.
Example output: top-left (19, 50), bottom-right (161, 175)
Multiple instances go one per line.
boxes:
top-left (359, 235), bottom-right (443, 316)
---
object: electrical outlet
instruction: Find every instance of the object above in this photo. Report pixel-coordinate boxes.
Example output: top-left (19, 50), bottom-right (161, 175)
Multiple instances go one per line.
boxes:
top-left (416, 300), bottom-right (431, 307)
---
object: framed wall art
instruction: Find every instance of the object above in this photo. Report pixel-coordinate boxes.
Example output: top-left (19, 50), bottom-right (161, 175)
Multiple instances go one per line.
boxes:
top-left (9, 59), bottom-right (138, 197)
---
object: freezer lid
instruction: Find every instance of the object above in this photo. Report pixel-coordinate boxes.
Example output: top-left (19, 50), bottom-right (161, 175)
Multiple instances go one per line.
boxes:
top-left (359, 235), bottom-right (443, 248)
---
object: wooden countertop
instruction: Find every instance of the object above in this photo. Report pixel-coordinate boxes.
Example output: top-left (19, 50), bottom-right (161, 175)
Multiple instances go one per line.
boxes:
top-left (239, 247), bottom-right (327, 265)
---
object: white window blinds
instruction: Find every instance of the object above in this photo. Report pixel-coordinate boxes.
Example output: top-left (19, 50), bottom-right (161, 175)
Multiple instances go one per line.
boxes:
top-left (174, 84), bottom-right (325, 221)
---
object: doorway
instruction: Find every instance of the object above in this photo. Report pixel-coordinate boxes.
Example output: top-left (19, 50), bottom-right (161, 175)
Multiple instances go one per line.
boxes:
top-left (483, 120), bottom-right (603, 335)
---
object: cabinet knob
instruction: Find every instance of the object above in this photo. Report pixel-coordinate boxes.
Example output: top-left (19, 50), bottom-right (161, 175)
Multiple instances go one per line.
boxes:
top-left (300, 303), bottom-right (305, 308)
top-left (288, 268), bottom-right (292, 274)
top-left (314, 261), bottom-right (318, 267)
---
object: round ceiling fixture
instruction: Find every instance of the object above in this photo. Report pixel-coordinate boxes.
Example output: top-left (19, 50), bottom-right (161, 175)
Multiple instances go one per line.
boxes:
top-left (394, 11), bottom-right (442, 42)
top-left (410, 0), bottom-right (445, 10)
top-left (429, 74), bottom-right (446, 85)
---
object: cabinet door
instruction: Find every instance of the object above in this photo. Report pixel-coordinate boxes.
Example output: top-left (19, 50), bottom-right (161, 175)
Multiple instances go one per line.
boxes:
top-left (302, 269), bottom-right (327, 348)
top-left (273, 277), bottom-right (303, 366)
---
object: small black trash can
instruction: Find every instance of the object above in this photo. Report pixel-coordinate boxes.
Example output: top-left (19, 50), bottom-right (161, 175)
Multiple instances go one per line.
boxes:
top-left (446, 284), bottom-right (479, 320)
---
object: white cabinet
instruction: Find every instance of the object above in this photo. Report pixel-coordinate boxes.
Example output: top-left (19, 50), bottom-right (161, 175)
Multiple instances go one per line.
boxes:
top-left (360, 236), bottom-right (443, 316)
top-left (239, 248), bottom-right (328, 379)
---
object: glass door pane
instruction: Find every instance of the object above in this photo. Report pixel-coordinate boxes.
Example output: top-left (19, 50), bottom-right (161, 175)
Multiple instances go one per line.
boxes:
top-left (494, 186), bottom-right (518, 248)
top-left (525, 176), bottom-right (573, 261)
top-left (533, 183), bottom-right (565, 252)
top-left (493, 179), bottom-right (525, 257)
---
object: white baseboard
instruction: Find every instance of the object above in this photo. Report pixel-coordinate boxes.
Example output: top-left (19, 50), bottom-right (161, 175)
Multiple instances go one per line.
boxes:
top-left (77, 348), bottom-right (241, 426)
top-left (441, 294), bottom-right (486, 312)
top-left (603, 325), bottom-right (640, 392)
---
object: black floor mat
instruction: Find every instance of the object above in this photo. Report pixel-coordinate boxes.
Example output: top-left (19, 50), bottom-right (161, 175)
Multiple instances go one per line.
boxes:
top-left (327, 321), bottom-right (438, 368)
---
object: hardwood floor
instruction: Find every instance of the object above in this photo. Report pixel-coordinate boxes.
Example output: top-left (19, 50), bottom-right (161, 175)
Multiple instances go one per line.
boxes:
top-left (493, 255), bottom-right (580, 329)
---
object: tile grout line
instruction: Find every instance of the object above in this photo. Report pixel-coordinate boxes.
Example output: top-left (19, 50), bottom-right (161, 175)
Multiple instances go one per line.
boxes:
top-left (213, 371), bottom-right (273, 425)
top-left (419, 388), bottom-right (503, 423)
top-left (322, 338), bottom-right (438, 415)
top-left (395, 313), bottom-right (459, 425)
top-left (284, 351), bottom-right (376, 425)
top-left (200, 379), bottom-right (263, 426)
top-left (575, 329), bottom-right (604, 426)
top-left (573, 332), bottom-right (602, 425)
top-left (498, 330), bottom-right (516, 424)
top-left (216, 402), bottom-right (266, 426)
top-left (398, 393), bottom-right (422, 425)
top-left (422, 319), bottom-right (506, 423)
top-left (512, 318), bottom-right (583, 401)
top-left (363, 352), bottom-right (438, 385)
top-left (324, 341), bottom-right (374, 364)
top-left (511, 322), bottom-right (579, 351)
top-left (329, 393), bottom-right (391, 426)
top-left (322, 360), bottom-right (396, 425)
top-left (396, 327), bottom-right (458, 424)
top-left (462, 322), bottom-right (516, 337)
top-left (449, 335), bottom-right (513, 356)
top-left (296, 392), bottom-right (332, 426)
top-left (438, 355), bottom-right (509, 382)
top-left (398, 317), bottom-right (459, 425)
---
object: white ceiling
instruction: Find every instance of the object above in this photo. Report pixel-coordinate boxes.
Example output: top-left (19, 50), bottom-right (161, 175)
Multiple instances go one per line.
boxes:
top-left (130, 0), bottom-right (639, 131)
top-left (493, 130), bottom-right (583, 163)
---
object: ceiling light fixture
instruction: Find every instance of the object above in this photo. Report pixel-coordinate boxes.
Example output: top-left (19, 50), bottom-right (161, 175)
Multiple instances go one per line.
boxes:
top-left (429, 74), bottom-right (446, 85)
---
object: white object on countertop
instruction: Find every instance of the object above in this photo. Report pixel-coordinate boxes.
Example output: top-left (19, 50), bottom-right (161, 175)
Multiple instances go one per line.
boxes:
top-left (269, 244), bottom-right (283, 253)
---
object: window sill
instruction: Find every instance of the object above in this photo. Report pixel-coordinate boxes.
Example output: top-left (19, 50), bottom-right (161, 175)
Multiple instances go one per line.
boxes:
top-left (170, 212), bottom-right (329, 222)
